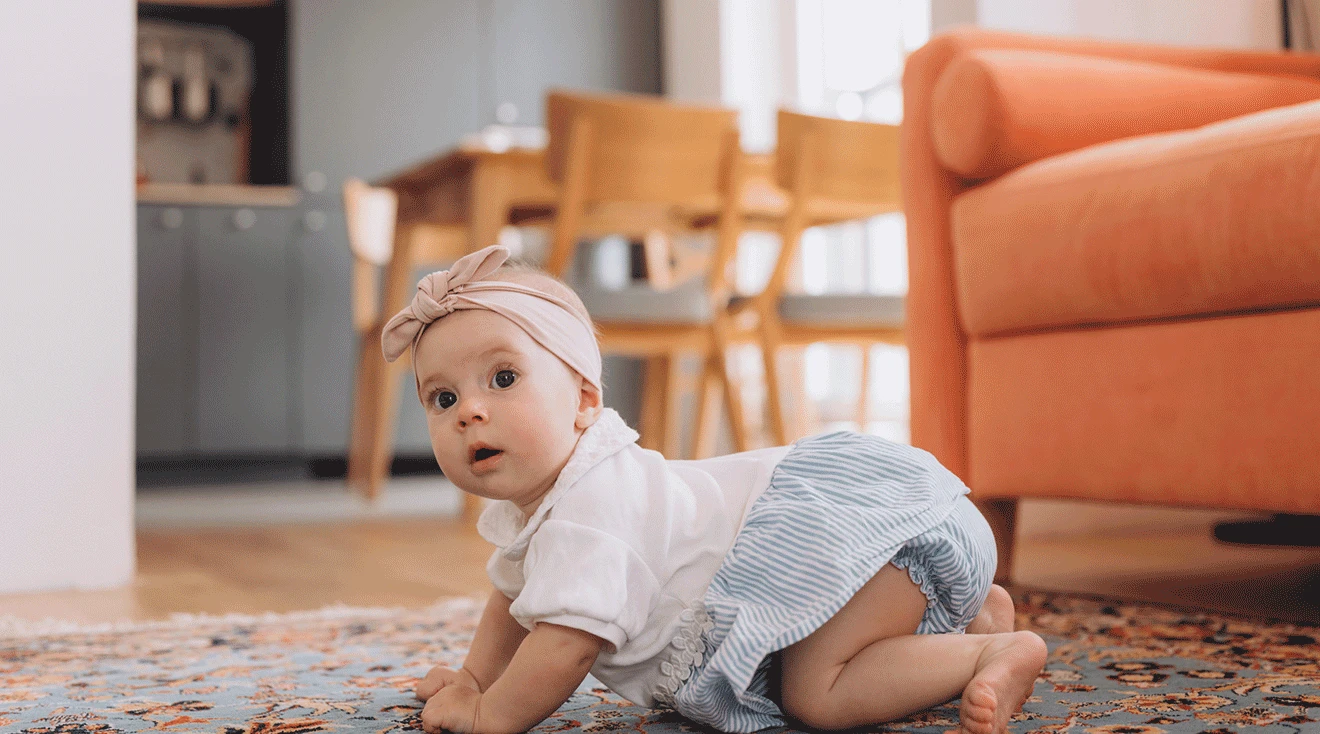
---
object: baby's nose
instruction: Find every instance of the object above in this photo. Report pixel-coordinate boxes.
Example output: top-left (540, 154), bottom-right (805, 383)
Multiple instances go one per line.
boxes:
top-left (458, 402), bottom-right (488, 427)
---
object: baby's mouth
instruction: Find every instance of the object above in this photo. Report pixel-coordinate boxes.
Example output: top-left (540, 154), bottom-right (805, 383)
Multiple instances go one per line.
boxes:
top-left (468, 444), bottom-right (504, 472)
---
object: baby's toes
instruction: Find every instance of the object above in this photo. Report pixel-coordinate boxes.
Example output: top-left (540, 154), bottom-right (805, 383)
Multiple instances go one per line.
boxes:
top-left (959, 682), bottom-right (998, 733)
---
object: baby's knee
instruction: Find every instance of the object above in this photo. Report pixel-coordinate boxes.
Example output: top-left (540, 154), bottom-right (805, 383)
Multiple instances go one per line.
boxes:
top-left (780, 678), bottom-right (850, 730)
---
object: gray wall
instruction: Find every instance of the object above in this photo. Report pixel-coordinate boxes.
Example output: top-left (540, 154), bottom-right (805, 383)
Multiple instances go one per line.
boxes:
top-left (291, 0), bottom-right (660, 453)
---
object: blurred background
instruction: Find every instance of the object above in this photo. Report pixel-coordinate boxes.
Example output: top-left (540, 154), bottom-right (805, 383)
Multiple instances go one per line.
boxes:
top-left (127, 0), bottom-right (937, 524)
top-left (128, 0), bottom-right (1284, 490)
top-left (3, 0), bottom-right (1318, 623)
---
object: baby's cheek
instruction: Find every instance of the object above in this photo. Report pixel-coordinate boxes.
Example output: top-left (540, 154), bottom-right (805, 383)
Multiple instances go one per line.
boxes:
top-left (425, 428), bottom-right (460, 470)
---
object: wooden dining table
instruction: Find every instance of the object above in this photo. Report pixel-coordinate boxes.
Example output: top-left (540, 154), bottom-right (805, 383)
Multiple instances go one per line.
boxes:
top-left (373, 141), bottom-right (895, 256)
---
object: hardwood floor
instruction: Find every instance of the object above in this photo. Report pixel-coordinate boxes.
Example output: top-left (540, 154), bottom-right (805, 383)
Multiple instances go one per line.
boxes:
top-left (0, 519), bottom-right (494, 624)
top-left (3, 500), bottom-right (1319, 626)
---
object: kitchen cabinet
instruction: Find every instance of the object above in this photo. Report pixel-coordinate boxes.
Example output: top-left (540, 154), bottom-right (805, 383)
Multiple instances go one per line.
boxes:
top-left (137, 205), bottom-right (197, 456)
top-left (195, 206), bottom-right (300, 453)
top-left (136, 200), bottom-right (303, 458)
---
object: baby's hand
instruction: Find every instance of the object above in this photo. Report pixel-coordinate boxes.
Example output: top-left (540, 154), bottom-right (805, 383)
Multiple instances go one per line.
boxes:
top-left (415, 665), bottom-right (481, 701)
top-left (421, 684), bottom-right (481, 734)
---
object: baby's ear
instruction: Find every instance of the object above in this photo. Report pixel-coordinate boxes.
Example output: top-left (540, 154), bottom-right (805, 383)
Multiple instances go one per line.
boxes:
top-left (575, 380), bottom-right (603, 430)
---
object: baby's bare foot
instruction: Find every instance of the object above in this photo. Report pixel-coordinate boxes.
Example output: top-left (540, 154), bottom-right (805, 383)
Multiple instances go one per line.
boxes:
top-left (965, 585), bottom-right (1015, 634)
top-left (953, 631), bottom-right (1047, 734)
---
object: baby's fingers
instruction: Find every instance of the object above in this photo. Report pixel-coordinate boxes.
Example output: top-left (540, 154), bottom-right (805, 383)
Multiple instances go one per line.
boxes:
top-left (415, 666), bottom-right (460, 701)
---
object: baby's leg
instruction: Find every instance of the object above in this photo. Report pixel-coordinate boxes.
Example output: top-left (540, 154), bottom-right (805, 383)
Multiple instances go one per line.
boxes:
top-left (966, 584), bottom-right (1015, 634)
top-left (779, 565), bottom-right (1046, 733)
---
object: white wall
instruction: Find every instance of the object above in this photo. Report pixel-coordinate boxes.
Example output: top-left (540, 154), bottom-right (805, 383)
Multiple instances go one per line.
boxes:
top-left (0, 2), bottom-right (136, 593)
top-left (975, 0), bottom-right (1283, 49)
top-left (662, 0), bottom-right (724, 105)
top-left (663, 0), bottom-right (796, 152)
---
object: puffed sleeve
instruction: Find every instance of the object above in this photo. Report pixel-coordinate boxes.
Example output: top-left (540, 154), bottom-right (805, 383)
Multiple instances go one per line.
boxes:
top-left (508, 519), bottom-right (661, 652)
top-left (486, 549), bottom-right (525, 600)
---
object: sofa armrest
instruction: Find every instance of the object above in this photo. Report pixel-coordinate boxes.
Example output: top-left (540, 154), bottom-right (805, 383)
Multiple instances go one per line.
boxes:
top-left (931, 49), bottom-right (1320, 179)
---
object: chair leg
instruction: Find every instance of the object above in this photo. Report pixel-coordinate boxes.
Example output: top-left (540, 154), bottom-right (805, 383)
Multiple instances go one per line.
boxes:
top-left (363, 357), bottom-right (411, 501)
top-left (976, 498), bottom-right (1019, 584)
top-left (662, 354), bottom-right (685, 459)
top-left (347, 326), bottom-right (386, 499)
top-left (690, 354), bottom-right (722, 459)
top-left (346, 340), bottom-right (371, 492)
top-left (856, 344), bottom-right (871, 431)
top-left (759, 315), bottom-right (789, 446)
top-left (789, 346), bottom-right (816, 440)
top-left (637, 355), bottom-right (669, 453)
top-left (712, 321), bottom-right (750, 454)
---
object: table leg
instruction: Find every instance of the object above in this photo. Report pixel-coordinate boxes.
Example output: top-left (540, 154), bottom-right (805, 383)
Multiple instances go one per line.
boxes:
top-left (469, 159), bottom-right (513, 253)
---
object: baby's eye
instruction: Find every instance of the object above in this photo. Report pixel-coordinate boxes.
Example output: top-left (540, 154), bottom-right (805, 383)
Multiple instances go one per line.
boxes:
top-left (491, 369), bottom-right (517, 389)
top-left (433, 390), bottom-right (457, 410)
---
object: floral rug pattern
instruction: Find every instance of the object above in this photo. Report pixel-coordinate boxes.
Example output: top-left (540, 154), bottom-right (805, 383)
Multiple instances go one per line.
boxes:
top-left (1, 591), bottom-right (1318, 733)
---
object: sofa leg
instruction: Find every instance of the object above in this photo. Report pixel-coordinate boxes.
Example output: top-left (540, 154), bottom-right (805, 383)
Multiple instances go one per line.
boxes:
top-left (977, 498), bottom-right (1018, 585)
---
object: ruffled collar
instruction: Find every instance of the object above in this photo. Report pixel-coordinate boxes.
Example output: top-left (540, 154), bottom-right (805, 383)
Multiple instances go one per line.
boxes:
top-left (475, 408), bottom-right (639, 559)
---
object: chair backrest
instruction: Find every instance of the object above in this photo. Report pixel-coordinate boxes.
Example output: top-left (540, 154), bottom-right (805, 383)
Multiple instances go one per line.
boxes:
top-left (546, 90), bottom-right (741, 209)
top-left (762, 111), bottom-right (902, 299)
top-left (776, 110), bottom-right (901, 208)
top-left (342, 177), bottom-right (399, 333)
top-left (543, 90), bottom-right (746, 289)
top-left (342, 177), bottom-right (398, 266)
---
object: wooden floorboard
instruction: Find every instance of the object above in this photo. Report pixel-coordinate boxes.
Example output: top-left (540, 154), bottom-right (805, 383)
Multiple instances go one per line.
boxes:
top-left (3, 509), bottom-right (1319, 626)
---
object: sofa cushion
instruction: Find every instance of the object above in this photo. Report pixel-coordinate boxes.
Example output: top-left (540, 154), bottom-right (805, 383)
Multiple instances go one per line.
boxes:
top-left (931, 49), bottom-right (1320, 179)
top-left (951, 98), bottom-right (1320, 337)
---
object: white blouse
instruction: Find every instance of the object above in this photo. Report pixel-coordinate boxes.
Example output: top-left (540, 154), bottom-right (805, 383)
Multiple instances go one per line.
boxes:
top-left (476, 408), bottom-right (791, 707)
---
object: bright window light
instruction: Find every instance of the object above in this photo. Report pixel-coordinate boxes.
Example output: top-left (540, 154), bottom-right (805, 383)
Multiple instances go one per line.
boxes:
top-left (822, 0), bottom-right (903, 92)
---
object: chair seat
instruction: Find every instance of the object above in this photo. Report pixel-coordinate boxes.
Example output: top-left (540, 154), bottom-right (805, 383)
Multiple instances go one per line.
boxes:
top-left (778, 293), bottom-right (905, 328)
top-left (576, 278), bottom-right (713, 324)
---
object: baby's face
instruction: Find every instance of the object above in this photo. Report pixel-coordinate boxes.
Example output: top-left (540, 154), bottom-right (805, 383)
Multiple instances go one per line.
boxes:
top-left (412, 309), bottom-right (598, 512)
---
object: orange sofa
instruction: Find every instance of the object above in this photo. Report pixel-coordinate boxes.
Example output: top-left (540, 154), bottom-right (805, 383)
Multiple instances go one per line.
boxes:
top-left (902, 28), bottom-right (1320, 580)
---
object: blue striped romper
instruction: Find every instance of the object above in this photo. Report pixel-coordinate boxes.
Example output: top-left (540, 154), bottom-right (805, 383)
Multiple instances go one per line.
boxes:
top-left (656, 431), bottom-right (997, 732)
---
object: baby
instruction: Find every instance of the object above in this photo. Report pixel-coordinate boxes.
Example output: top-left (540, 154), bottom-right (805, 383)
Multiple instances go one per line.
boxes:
top-left (382, 245), bottom-right (1048, 734)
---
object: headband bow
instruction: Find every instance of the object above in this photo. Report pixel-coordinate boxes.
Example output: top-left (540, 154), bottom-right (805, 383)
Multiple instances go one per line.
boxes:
top-left (380, 245), bottom-right (602, 393)
top-left (381, 246), bottom-right (507, 360)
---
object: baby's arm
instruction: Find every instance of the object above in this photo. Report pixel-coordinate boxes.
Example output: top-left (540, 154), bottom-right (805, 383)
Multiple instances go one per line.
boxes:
top-left (422, 622), bottom-right (603, 734)
top-left (463, 589), bottom-right (531, 690)
top-left (416, 589), bottom-right (528, 699)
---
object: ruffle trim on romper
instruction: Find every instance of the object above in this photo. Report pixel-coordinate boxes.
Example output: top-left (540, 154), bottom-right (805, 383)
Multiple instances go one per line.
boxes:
top-left (653, 601), bottom-right (716, 708)
top-left (890, 550), bottom-right (945, 635)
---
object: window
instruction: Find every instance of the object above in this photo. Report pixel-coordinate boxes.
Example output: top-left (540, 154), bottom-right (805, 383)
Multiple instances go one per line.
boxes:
top-left (736, 0), bottom-right (928, 444)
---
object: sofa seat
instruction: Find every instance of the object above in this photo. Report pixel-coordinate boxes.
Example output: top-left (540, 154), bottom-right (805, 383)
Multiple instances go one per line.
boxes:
top-left (950, 98), bottom-right (1320, 337)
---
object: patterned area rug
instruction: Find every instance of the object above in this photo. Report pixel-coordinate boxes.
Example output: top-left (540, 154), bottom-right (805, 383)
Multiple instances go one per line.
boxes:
top-left (2, 591), bottom-right (1318, 733)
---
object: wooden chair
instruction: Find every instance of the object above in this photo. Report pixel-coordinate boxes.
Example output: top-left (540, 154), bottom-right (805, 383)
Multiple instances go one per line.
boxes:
top-left (543, 90), bottom-right (751, 458)
top-left (342, 178), bottom-right (476, 510)
top-left (734, 110), bottom-right (904, 445)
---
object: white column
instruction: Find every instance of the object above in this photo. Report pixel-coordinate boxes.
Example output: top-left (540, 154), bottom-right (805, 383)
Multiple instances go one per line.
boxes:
top-left (0, 1), bottom-right (137, 593)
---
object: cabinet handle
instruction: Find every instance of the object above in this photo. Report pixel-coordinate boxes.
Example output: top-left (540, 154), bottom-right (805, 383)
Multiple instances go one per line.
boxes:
top-left (233, 208), bottom-right (257, 231)
top-left (304, 210), bottom-right (327, 232)
top-left (304, 171), bottom-right (327, 193)
top-left (160, 207), bottom-right (184, 230)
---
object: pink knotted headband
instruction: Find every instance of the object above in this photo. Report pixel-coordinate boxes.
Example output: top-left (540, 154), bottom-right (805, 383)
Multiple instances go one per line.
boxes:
top-left (381, 245), bottom-right (602, 393)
